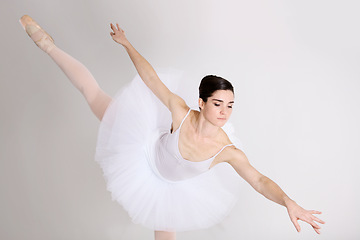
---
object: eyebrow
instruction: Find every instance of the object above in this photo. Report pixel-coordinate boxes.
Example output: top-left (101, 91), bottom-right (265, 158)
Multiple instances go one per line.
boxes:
top-left (212, 99), bottom-right (235, 104)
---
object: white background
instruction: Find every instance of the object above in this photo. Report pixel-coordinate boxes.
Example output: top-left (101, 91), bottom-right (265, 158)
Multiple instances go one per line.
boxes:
top-left (1, 0), bottom-right (359, 239)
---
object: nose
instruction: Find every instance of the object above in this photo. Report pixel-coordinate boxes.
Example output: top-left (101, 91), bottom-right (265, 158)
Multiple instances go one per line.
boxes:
top-left (220, 106), bottom-right (231, 116)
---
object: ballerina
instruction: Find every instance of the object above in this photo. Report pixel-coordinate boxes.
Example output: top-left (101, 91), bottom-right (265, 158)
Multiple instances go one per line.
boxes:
top-left (20, 15), bottom-right (325, 240)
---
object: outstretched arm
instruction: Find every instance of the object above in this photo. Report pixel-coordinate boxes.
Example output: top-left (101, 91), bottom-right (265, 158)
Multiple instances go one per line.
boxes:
top-left (226, 148), bottom-right (325, 234)
top-left (109, 23), bottom-right (188, 114)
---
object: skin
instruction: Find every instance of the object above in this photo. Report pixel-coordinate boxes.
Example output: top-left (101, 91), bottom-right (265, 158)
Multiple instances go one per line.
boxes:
top-left (109, 23), bottom-right (325, 239)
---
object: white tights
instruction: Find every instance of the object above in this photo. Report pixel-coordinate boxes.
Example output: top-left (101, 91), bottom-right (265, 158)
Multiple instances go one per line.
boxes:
top-left (154, 231), bottom-right (176, 240)
top-left (47, 46), bottom-right (112, 121)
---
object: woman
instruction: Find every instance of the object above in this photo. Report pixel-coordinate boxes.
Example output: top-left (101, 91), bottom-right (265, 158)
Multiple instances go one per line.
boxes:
top-left (20, 15), bottom-right (324, 240)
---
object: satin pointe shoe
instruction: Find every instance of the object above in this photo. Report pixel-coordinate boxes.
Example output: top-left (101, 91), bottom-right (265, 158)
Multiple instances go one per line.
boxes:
top-left (19, 15), bottom-right (55, 53)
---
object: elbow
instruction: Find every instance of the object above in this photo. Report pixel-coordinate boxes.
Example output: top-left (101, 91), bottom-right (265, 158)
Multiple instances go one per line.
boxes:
top-left (253, 175), bottom-right (269, 194)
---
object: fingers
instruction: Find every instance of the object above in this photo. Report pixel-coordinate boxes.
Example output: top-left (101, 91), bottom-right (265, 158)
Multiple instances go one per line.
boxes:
top-left (309, 210), bottom-right (322, 215)
top-left (313, 226), bottom-right (321, 234)
top-left (291, 217), bottom-right (301, 232)
top-left (303, 215), bottom-right (324, 235)
top-left (292, 216), bottom-right (323, 234)
top-left (110, 23), bottom-right (116, 32)
top-left (312, 215), bottom-right (325, 224)
top-left (310, 218), bottom-right (322, 234)
top-left (308, 219), bottom-right (321, 230)
top-left (309, 210), bottom-right (325, 224)
top-left (110, 23), bottom-right (124, 32)
top-left (301, 214), bottom-right (320, 229)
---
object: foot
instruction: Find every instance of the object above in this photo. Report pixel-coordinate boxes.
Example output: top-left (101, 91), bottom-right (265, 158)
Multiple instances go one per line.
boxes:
top-left (19, 15), bottom-right (55, 54)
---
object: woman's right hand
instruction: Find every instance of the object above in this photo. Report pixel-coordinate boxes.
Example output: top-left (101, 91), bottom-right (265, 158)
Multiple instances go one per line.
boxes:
top-left (109, 23), bottom-right (129, 46)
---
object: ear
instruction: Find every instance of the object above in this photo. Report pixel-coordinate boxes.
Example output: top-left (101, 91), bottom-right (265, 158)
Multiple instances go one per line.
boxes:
top-left (198, 98), bottom-right (205, 111)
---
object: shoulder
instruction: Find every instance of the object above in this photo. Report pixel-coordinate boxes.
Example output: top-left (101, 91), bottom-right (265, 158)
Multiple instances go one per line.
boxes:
top-left (223, 147), bottom-right (264, 186)
top-left (214, 127), bottom-right (234, 148)
top-left (219, 146), bottom-right (263, 183)
top-left (169, 101), bottom-right (190, 132)
top-left (168, 94), bottom-right (189, 117)
top-left (212, 144), bottom-right (246, 167)
top-left (220, 146), bottom-right (247, 164)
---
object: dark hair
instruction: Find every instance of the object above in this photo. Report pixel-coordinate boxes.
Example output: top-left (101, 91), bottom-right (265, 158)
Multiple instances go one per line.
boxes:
top-left (199, 75), bottom-right (234, 103)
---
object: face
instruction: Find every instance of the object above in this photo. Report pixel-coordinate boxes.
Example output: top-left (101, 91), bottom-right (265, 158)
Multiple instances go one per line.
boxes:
top-left (198, 90), bottom-right (234, 127)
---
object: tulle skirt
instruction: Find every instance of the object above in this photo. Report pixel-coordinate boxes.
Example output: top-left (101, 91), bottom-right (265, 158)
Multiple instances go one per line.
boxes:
top-left (95, 70), bottom-right (244, 232)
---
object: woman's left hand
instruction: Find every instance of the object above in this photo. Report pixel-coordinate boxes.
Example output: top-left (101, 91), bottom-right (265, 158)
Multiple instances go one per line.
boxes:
top-left (109, 23), bottom-right (129, 46)
top-left (286, 200), bottom-right (325, 234)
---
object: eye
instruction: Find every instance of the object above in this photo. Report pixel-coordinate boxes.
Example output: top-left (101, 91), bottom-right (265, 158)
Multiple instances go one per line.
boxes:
top-left (228, 106), bottom-right (233, 108)
top-left (214, 103), bottom-right (220, 107)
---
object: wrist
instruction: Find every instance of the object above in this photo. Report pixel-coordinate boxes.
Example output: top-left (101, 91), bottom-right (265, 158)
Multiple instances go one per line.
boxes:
top-left (284, 197), bottom-right (296, 208)
top-left (120, 40), bottom-right (131, 49)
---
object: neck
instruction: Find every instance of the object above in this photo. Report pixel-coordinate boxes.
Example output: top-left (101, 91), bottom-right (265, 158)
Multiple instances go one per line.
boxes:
top-left (192, 111), bottom-right (220, 139)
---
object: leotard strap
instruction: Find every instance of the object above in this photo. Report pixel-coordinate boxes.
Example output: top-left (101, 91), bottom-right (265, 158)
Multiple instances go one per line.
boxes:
top-left (178, 108), bottom-right (192, 131)
top-left (177, 108), bottom-right (234, 160)
top-left (212, 144), bottom-right (235, 159)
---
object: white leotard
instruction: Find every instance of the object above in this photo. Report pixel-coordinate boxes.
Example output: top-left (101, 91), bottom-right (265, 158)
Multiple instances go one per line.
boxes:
top-left (154, 108), bottom-right (234, 181)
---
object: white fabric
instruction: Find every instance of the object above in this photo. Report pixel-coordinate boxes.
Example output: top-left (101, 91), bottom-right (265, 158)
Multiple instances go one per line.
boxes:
top-left (95, 71), bottom-right (245, 232)
top-left (154, 108), bottom-right (235, 181)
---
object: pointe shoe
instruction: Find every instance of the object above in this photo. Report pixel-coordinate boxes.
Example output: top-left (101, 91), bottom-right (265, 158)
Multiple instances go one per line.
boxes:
top-left (19, 15), bottom-right (55, 54)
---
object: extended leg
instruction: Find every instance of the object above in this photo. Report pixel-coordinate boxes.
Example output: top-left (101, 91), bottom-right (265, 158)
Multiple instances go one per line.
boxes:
top-left (20, 15), bottom-right (112, 121)
top-left (48, 46), bottom-right (112, 120)
top-left (154, 231), bottom-right (176, 240)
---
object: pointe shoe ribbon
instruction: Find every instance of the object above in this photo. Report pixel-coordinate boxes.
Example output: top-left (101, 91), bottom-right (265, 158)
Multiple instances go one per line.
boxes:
top-left (19, 15), bottom-right (55, 54)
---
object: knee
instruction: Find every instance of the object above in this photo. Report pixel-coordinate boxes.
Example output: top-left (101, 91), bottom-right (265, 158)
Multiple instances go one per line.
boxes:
top-left (88, 89), bottom-right (112, 121)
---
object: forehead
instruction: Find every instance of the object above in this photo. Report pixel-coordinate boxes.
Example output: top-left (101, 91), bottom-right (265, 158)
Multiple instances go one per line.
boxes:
top-left (210, 90), bottom-right (234, 101)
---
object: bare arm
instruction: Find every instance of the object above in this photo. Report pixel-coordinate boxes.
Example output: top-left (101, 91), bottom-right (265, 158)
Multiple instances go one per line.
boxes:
top-left (226, 148), bottom-right (325, 234)
top-left (109, 23), bottom-right (188, 115)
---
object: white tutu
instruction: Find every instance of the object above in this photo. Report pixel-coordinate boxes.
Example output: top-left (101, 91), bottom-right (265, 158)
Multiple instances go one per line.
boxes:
top-left (95, 70), bottom-right (245, 232)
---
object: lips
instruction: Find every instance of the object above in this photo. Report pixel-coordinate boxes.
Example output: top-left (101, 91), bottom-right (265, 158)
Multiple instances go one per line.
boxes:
top-left (217, 118), bottom-right (226, 120)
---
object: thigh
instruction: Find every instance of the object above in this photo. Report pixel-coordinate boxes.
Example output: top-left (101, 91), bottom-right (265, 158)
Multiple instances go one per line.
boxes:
top-left (89, 89), bottom-right (112, 121)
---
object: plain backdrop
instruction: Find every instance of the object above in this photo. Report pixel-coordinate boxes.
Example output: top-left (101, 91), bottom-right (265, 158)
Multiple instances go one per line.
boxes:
top-left (1, 0), bottom-right (359, 239)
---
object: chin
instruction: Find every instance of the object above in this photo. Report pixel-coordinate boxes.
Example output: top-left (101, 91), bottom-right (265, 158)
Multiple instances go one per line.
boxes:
top-left (215, 119), bottom-right (228, 127)
top-left (219, 122), bottom-right (227, 128)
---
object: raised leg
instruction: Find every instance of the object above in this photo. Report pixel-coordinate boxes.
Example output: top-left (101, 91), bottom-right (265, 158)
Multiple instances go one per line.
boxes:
top-left (154, 231), bottom-right (176, 240)
top-left (20, 15), bottom-right (112, 121)
top-left (47, 46), bottom-right (112, 120)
